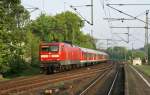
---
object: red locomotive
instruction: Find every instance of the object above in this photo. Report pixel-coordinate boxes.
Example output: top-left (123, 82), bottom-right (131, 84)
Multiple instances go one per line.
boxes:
top-left (40, 42), bottom-right (108, 74)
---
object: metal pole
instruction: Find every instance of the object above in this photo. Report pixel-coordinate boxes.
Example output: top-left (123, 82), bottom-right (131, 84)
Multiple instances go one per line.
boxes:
top-left (64, 2), bottom-right (67, 41)
top-left (91, 0), bottom-right (93, 25)
top-left (72, 26), bottom-right (74, 44)
top-left (127, 27), bottom-right (130, 43)
top-left (42, 0), bottom-right (45, 13)
top-left (112, 47), bottom-right (113, 60)
top-left (145, 10), bottom-right (149, 64)
top-left (125, 51), bottom-right (126, 61)
top-left (132, 43), bottom-right (133, 63)
top-left (91, 29), bottom-right (93, 37)
top-left (106, 39), bottom-right (109, 49)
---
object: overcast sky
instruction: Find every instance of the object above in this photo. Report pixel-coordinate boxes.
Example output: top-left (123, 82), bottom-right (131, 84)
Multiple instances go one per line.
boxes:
top-left (21, 0), bottom-right (150, 49)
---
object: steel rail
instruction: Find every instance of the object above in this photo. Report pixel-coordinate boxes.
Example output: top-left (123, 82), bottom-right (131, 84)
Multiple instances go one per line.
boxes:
top-left (107, 71), bottom-right (119, 95)
top-left (79, 66), bottom-right (113, 95)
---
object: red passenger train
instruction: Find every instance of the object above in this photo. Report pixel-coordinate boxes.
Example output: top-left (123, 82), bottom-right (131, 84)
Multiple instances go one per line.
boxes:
top-left (39, 42), bottom-right (108, 74)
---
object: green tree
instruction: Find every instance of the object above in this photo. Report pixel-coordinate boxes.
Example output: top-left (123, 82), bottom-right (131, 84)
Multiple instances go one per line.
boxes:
top-left (24, 31), bottom-right (40, 65)
top-left (29, 11), bottom-right (96, 49)
top-left (29, 14), bottom-right (58, 41)
top-left (107, 46), bottom-right (145, 61)
top-left (0, 0), bottom-right (30, 75)
top-left (107, 46), bottom-right (128, 60)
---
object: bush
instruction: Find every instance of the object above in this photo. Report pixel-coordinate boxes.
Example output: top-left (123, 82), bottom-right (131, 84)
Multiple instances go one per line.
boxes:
top-left (4, 55), bottom-right (29, 76)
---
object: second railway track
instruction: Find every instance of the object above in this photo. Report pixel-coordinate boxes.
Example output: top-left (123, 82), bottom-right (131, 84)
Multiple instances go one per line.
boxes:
top-left (78, 62), bottom-right (125, 95)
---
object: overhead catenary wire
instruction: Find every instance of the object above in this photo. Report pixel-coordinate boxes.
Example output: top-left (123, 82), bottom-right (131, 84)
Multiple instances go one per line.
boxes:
top-left (70, 6), bottom-right (92, 25)
top-left (99, 0), bottom-right (113, 33)
top-left (70, 0), bottom-right (94, 26)
top-left (103, 2), bottom-right (145, 45)
top-left (110, 26), bottom-right (150, 29)
top-left (99, 0), bottom-right (118, 48)
top-left (23, 3), bottom-right (39, 9)
top-left (113, 33), bottom-right (129, 43)
top-left (21, 3), bottom-right (40, 13)
top-left (135, 11), bottom-right (146, 18)
top-left (106, 4), bottom-right (150, 25)
top-left (132, 35), bottom-right (144, 43)
top-left (99, 1), bottom-right (147, 48)
top-left (103, 18), bottom-right (135, 22)
top-left (106, 5), bottom-right (150, 52)
top-left (71, 5), bottom-right (92, 7)
top-left (107, 4), bottom-right (150, 6)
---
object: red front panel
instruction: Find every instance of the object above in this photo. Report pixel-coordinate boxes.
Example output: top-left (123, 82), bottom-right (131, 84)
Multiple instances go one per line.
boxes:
top-left (40, 43), bottom-right (60, 62)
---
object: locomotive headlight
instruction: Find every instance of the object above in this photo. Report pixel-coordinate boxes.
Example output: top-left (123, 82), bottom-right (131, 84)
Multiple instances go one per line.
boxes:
top-left (51, 54), bottom-right (59, 57)
top-left (41, 55), bottom-right (48, 58)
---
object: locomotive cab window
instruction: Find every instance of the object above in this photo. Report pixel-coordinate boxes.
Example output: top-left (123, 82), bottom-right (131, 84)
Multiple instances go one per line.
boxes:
top-left (50, 46), bottom-right (59, 52)
top-left (41, 45), bottom-right (59, 52)
top-left (41, 46), bottom-right (49, 52)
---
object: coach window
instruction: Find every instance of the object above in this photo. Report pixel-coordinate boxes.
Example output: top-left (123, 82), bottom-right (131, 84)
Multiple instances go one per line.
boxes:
top-left (87, 53), bottom-right (89, 58)
top-left (85, 53), bottom-right (87, 59)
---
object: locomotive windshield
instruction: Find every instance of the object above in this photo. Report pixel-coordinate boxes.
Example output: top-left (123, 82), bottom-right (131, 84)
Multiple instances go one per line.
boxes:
top-left (41, 46), bottom-right (49, 52)
top-left (49, 46), bottom-right (59, 52)
top-left (41, 45), bottom-right (59, 52)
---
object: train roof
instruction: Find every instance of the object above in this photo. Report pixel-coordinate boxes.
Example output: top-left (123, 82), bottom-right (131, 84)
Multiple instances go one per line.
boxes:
top-left (40, 42), bottom-right (108, 55)
top-left (80, 47), bottom-right (108, 55)
top-left (40, 42), bottom-right (68, 46)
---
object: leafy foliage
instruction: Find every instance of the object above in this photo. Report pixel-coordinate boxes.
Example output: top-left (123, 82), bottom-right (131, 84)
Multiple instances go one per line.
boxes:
top-left (24, 31), bottom-right (40, 65)
top-left (29, 12), bottom-right (96, 49)
top-left (0, 0), bottom-right (30, 75)
top-left (107, 46), bottom-right (145, 61)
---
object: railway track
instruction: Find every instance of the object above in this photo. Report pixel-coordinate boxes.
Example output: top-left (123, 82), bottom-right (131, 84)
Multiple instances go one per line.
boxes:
top-left (107, 71), bottom-right (119, 95)
top-left (78, 65), bottom-right (115, 95)
top-left (79, 70), bottom-right (110, 95)
top-left (78, 62), bottom-right (125, 95)
top-left (0, 63), bottom-right (113, 95)
top-left (0, 63), bottom-right (107, 85)
top-left (0, 64), bottom-right (108, 89)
